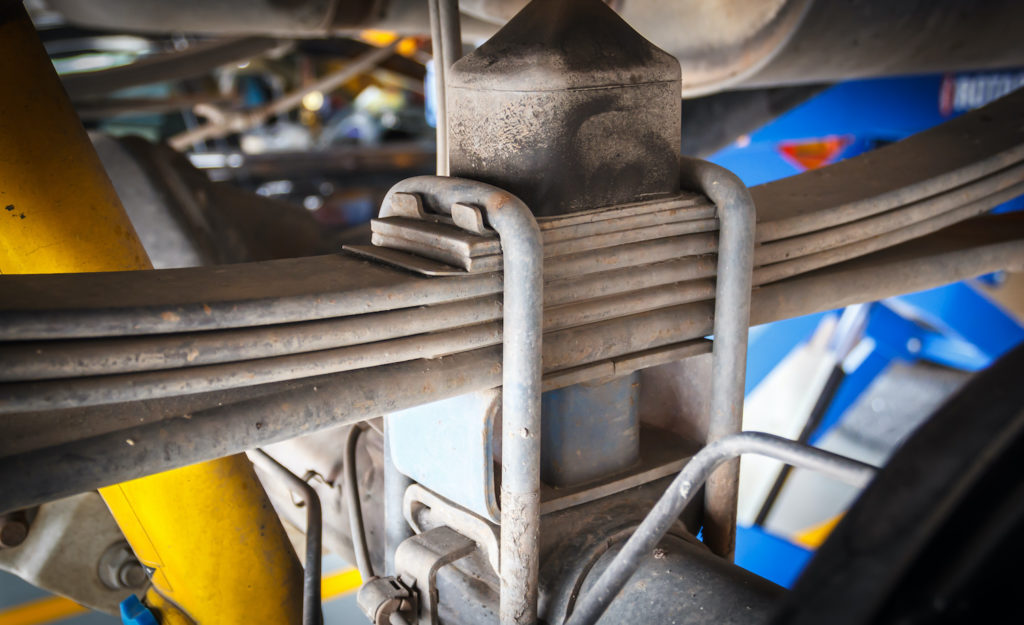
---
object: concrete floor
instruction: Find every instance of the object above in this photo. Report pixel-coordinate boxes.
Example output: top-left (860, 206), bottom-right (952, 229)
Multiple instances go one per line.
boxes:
top-left (740, 320), bottom-right (969, 541)
top-left (0, 554), bottom-right (365, 625)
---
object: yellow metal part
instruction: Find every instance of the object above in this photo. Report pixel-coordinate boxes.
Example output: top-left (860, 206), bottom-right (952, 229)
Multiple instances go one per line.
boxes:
top-left (0, 4), bottom-right (148, 274)
top-left (101, 461), bottom-right (304, 624)
top-left (0, 5), bottom-right (303, 623)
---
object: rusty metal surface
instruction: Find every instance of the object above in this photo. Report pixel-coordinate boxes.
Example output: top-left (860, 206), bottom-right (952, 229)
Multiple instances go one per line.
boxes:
top-left (536, 477), bottom-right (767, 625)
top-left (565, 432), bottom-right (875, 625)
top-left (396, 526), bottom-right (476, 625)
top-left (680, 157), bottom-right (757, 561)
top-left (372, 176), bottom-right (546, 625)
top-left (2, 89), bottom-right (1021, 345)
top-left (9, 165), bottom-right (1019, 405)
top-left (366, 192), bottom-right (716, 275)
top-left (1, 208), bottom-right (1022, 412)
top-left (448, 0), bottom-right (681, 218)
top-left (3, 91), bottom-right (1024, 514)
top-left (752, 90), bottom-right (1024, 240)
top-left (2, 214), bottom-right (1022, 514)
top-left (0, 297), bottom-right (504, 381)
top-left (0, 254), bottom-right (502, 339)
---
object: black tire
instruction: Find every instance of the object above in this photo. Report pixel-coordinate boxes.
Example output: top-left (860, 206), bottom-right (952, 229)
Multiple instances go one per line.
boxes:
top-left (773, 341), bottom-right (1024, 625)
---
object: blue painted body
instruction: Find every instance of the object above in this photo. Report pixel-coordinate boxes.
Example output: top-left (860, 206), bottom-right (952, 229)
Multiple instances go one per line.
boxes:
top-left (388, 390), bottom-right (502, 522)
top-left (722, 70), bottom-right (1024, 587)
top-left (540, 374), bottom-right (641, 487)
top-left (734, 525), bottom-right (812, 588)
top-left (119, 596), bottom-right (156, 625)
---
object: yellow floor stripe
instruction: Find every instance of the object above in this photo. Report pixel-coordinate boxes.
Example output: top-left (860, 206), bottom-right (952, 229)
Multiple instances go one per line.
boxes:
top-left (792, 513), bottom-right (844, 549)
top-left (0, 596), bottom-right (87, 625)
top-left (0, 567), bottom-right (363, 624)
top-left (321, 568), bottom-right (362, 601)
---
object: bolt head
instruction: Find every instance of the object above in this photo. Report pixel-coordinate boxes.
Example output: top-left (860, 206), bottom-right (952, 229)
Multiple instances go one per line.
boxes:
top-left (118, 561), bottom-right (149, 589)
top-left (0, 520), bottom-right (28, 548)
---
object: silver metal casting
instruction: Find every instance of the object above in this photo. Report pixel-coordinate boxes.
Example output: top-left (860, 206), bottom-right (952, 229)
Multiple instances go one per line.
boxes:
top-left (565, 431), bottom-right (877, 625)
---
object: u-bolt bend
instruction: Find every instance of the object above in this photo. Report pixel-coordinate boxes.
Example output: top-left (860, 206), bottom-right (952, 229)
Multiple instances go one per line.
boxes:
top-left (382, 176), bottom-right (544, 625)
top-left (679, 157), bottom-right (758, 559)
top-left (485, 189), bottom-right (544, 625)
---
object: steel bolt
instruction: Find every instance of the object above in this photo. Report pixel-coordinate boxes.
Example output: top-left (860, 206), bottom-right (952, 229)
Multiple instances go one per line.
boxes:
top-left (118, 560), bottom-right (149, 589)
top-left (0, 519), bottom-right (28, 548)
top-left (99, 541), bottom-right (149, 590)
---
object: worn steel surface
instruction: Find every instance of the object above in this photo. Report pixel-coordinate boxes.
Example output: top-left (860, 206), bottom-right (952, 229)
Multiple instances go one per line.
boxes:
top-left (681, 158), bottom-right (757, 560)
top-left (537, 477), bottom-right (773, 625)
top-left (5, 171), bottom-right (1017, 409)
top-left (0, 493), bottom-right (141, 615)
top-left (405, 483), bottom-right (502, 574)
top-left (1, 89), bottom-right (1021, 344)
top-left (3, 215), bottom-right (1021, 514)
top-left (395, 526), bottom-right (477, 625)
top-left (565, 432), bottom-right (876, 625)
top-left (448, 0), bottom-right (681, 218)
top-left (2, 92), bottom-right (1024, 514)
top-left (487, 190), bottom-right (543, 625)
top-left (583, 535), bottom-right (784, 625)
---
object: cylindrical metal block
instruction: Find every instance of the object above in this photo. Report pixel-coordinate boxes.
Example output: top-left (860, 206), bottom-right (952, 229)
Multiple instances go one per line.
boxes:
top-left (448, 0), bottom-right (681, 217)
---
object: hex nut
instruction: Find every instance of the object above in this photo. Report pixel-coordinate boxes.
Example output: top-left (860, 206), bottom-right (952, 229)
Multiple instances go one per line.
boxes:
top-left (98, 541), bottom-right (148, 590)
top-left (0, 519), bottom-right (28, 548)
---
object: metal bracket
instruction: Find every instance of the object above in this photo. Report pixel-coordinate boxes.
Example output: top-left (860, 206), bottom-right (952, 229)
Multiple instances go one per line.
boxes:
top-left (404, 483), bottom-right (501, 574)
top-left (357, 175), bottom-right (545, 625)
top-left (395, 526), bottom-right (477, 625)
top-left (357, 576), bottom-right (416, 625)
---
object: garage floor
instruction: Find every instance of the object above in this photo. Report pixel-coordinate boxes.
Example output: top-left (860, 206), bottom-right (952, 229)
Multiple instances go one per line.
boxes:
top-left (0, 554), bottom-right (364, 625)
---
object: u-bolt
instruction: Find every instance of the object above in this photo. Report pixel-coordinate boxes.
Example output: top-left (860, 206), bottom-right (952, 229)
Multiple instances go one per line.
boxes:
top-left (380, 176), bottom-right (544, 625)
top-left (680, 157), bottom-right (758, 559)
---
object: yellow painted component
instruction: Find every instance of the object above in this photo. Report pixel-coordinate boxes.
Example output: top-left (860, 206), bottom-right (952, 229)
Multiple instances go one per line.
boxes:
top-left (0, 596), bottom-right (86, 625)
top-left (0, 6), bottom-right (303, 624)
top-left (358, 29), bottom-right (419, 58)
top-left (0, 6), bottom-right (149, 275)
top-left (321, 568), bottom-right (363, 601)
top-left (359, 29), bottom-right (401, 47)
top-left (396, 38), bottom-right (420, 58)
top-left (101, 461), bottom-right (303, 624)
top-left (792, 513), bottom-right (844, 549)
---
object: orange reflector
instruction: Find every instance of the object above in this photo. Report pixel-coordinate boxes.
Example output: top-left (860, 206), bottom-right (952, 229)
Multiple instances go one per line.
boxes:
top-left (777, 135), bottom-right (853, 171)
